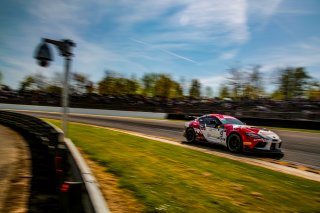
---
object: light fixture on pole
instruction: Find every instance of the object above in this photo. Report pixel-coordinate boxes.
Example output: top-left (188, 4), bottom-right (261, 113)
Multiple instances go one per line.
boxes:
top-left (34, 38), bottom-right (76, 137)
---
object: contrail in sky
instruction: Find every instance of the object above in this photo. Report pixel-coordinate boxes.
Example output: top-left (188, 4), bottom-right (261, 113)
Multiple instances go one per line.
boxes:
top-left (130, 38), bottom-right (198, 64)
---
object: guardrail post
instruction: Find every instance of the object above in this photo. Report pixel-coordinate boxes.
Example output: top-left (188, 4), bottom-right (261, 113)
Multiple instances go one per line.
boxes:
top-left (60, 181), bottom-right (83, 213)
top-left (55, 143), bottom-right (68, 187)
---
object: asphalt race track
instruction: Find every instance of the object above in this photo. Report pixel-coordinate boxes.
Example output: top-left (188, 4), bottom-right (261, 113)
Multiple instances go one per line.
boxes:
top-left (19, 111), bottom-right (320, 169)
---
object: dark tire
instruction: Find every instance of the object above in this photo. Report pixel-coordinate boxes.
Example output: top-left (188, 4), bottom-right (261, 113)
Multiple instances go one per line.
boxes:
top-left (186, 128), bottom-right (196, 143)
top-left (227, 134), bottom-right (243, 153)
top-left (273, 152), bottom-right (284, 159)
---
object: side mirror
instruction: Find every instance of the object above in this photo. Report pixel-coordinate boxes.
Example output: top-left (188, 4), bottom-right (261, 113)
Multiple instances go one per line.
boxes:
top-left (34, 42), bottom-right (53, 67)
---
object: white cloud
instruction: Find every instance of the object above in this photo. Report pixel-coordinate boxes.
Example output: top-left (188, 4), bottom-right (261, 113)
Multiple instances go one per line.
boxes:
top-left (115, 0), bottom-right (180, 25)
top-left (2, 0), bottom-right (318, 91)
top-left (0, 51), bottom-right (63, 89)
top-left (173, 0), bottom-right (249, 43)
top-left (103, 0), bottom-right (250, 46)
top-left (248, 0), bottom-right (282, 17)
top-left (197, 37), bottom-right (320, 94)
top-left (245, 38), bottom-right (320, 80)
top-left (219, 50), bottom-right (238, 60)
top-left (28, 1), bottom-right (86, 26)
top-left (9, 0), bottom-right (280, 66)
top-left (199, 75), bottom-right (228, 85)
top-left (247, 0), bottom-right (282, 30)
top-left (130, 38), bottom-right (198, 64)
top-left (198, 74), bottom-right (229, 96)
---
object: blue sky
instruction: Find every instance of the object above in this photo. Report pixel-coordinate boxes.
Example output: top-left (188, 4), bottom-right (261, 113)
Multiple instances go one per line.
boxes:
top-left (0, 0), bottom-right (320, 95)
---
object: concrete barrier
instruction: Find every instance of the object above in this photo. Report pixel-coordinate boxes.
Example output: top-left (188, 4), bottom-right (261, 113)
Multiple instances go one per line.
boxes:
top-left (0, 110), bottom-right (110, 213)
top-left (0, 103), bottom-right (166, 119)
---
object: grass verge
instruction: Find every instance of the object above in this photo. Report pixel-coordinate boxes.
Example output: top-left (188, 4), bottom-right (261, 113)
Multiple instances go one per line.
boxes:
top-left (45, 119), bottom-right (320, 213)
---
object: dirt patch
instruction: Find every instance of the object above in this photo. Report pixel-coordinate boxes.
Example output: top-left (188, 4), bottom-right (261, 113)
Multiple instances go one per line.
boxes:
top-left (80, 150), bottom-right (144, 213)
top-left (0, 125), bottom-right (31, 213)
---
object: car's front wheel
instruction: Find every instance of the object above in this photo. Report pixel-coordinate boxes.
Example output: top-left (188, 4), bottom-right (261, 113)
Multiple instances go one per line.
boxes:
top-left (227, 134), bottom-right (243, 152)
top-left (186, 128), bottom-right (196, 143)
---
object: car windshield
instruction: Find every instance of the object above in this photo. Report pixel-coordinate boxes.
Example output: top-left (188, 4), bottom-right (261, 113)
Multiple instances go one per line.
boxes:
top-left (220, 118), bottom-right (244, 125)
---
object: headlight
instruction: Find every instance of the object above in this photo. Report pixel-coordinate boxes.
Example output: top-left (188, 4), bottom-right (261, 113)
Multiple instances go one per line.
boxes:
top-left (246, 132), bottom-right (263, 139)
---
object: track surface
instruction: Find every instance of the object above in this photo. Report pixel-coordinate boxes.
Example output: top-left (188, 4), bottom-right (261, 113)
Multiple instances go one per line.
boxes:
top-left (0, 124), bottom-right (59, 212)
top-left (21, 111), bottom-right (320, 169)
top-left (0, 125), bottom-right (30, 212)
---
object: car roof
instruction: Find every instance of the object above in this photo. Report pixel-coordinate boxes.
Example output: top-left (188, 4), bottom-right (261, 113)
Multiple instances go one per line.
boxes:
top-left (207, 114), bottom-right (237, 119)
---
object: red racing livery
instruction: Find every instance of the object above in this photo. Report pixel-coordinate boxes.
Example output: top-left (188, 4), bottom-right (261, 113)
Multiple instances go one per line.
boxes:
top-left (183, 114), bottom-right (282, 153)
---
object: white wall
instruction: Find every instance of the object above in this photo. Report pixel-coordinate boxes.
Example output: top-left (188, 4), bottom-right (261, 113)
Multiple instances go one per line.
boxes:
top-left (0, 103), bottom-right (166, 119)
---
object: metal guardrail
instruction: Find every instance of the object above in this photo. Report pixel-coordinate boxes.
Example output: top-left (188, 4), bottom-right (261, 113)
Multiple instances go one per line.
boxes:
top-left (0, 110), bottom-right (110, 213)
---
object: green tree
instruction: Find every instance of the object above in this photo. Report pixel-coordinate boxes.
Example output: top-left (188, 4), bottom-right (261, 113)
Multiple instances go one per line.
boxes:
top-left (98, 71), bottom-right (140, 96)
top-left (219, 85), bottom-right (230, 98)
top-left (71, 72), bottom-right (94, 94)
top-left (170, 81), bottom-right (183, 99)
top-left (85, 81), bottom-right (95, 94)
top-left (154, 74), bottom-right (173, 98)
top-left (243, 84), bottom-right (255, 99)
top-left (20, 76), bottom-right (36, 91)
top-left (20, 72), bottom-right (49, 91)
top-left (126, 76), bottom-right (140, 95)
top-left (98, 71), bottom-right (118, 95)
top-left (276, 67), bottom-right (310, 99)
top-left (141, 73), bottom-right (183, 99)
top-left (33, 73), bottom-right (48, 90)
top-left (293, 67), bottom-right (310, 97)
top-left (307, 81), bottom-right (320, 100)
top-left (189, 79), bottom-right (201, 98)
top-left (141, 73), bottom-right (159, 97)
top-left (44, 85), bottom-right (62, 94)
top-left (271, 90), bottom-right (284, 100)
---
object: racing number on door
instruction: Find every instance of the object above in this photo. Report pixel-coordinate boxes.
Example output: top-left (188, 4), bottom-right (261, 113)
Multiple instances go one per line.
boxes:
top-left (219, 130), bottom-right (226, 142)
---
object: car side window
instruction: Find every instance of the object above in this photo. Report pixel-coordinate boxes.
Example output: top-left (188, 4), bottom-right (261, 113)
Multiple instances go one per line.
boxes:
top-left (198, 116), bottom-right (206, 125)
top-left (205, 117), bottom-right (221, 128)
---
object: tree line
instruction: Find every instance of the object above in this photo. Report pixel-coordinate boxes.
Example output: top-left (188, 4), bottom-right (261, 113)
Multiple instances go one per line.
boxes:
top-left (13, 70), bottom-right (202, 99)
top-left (218, 66), bottom-right (319, 100)
top-left (0, 66), bottom-right (319, 100)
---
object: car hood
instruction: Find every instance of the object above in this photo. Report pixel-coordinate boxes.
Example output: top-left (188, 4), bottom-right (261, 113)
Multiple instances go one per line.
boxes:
top-left (226, 124), bottom-right (280, 140)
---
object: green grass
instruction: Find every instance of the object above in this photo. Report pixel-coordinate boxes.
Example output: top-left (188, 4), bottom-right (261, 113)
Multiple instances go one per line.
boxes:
top-left (46, 119), bottom-right (320, 213)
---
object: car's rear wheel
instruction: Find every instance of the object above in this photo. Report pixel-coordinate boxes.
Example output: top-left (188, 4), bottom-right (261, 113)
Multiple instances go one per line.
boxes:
top-left (186, 128), bottom-right (196, 143)
top-left (227, 134), bottom-right (243, 152)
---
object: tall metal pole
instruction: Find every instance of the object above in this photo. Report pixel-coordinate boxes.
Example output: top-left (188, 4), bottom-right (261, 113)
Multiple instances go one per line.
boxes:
top-left (62, 56), bottom-right (71, 137)
top-left (35, 38), bottom-right (75, 137)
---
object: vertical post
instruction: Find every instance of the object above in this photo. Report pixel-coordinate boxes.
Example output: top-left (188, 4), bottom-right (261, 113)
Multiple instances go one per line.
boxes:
top-left (62, 57), bottom-right (71, 137)
top-left (36, 38), bottom-right (75, 137)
